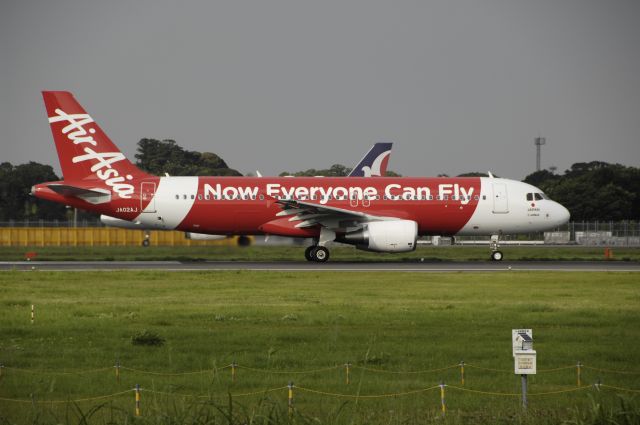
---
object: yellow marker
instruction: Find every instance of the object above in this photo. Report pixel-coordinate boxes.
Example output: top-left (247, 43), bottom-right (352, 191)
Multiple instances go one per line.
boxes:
top-left (231, 362), bottom-right (237, 382)
top-left (440, 383), bottom-right (446, 417)
top-left (460, 361), bottom-right (465, 386)
top-left (135, 384), bottom-right (141, 416)
top-left (115, 360), bottom-right (121, 383)
top-left (577, 362), bottom-right (582, 387)
top-left (288, 382), bottom-right (294, 416)
top-left (345, 363), bottom-right (351, 385)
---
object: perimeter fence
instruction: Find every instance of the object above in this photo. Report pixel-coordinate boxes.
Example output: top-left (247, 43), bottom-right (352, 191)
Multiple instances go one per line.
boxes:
top-left (1, 360), bottom-right (639, 417)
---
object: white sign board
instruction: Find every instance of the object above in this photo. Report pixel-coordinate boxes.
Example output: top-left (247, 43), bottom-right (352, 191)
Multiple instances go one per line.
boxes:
top-left (512, 329), bottom-right (533, 356)
top-left (514, 350), bottom-right (537, 374)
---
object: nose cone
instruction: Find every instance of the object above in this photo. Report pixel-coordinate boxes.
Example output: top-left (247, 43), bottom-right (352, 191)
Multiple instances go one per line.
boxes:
top-left (555, 203), bottom-right (570, 226)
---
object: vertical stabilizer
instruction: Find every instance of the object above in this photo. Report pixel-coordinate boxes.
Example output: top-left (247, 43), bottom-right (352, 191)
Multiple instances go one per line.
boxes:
top-left (42, 91), bottom-right (148, 198)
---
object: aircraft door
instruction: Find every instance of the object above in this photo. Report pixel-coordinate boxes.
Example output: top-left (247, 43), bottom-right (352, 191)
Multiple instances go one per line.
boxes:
top-left (492, 183), bottom-right (509, 214)
top-left (141, 182), bottom-right (156, 213)
top-left (350, 195), bottom-right (358, 208)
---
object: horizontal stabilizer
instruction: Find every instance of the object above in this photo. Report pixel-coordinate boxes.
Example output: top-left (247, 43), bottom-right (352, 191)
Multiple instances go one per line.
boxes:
top-left (47, 184), bottom-right (111, 204)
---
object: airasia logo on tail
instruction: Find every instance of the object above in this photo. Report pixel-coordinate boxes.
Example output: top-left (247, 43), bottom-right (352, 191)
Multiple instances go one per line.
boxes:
top-left (361, 151), bottom-right (390, 177)
top-left (48, 109), bottom-right (134, 199)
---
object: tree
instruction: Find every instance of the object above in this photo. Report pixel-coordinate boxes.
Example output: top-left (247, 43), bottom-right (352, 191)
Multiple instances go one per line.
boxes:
top-left (0, 162), bottom-right (67, 221)
top-left (135, 139), bottom-right (242, 176)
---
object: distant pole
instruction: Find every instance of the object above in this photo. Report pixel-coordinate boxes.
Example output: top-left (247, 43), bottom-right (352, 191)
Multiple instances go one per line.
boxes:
top-left (534, 137), bottom-right (546, 171)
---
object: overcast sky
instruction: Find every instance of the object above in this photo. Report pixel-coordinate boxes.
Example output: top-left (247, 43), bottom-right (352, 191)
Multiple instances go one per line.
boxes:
top-left (1, 0), bottom-right (639, 179)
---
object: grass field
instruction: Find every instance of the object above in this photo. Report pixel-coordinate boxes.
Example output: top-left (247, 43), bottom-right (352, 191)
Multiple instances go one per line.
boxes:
top-left (1, 245), bottom-right (640, 262)
top-left (0, 270), bottom-right (639, 424)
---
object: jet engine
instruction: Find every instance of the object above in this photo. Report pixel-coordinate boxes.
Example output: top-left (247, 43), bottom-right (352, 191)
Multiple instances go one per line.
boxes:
top-left (336, 220), bottom-right (418, 252)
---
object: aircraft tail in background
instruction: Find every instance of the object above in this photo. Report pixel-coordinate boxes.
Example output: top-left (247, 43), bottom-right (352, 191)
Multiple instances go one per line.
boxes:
top-left (348, 142), bottom-right (393, 177)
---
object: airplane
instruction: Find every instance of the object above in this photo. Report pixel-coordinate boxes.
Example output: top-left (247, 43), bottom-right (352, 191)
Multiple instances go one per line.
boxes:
top-left (32, 91), bottom-right (570, 262)
top-left (100, 142), bottom-right (395, 246)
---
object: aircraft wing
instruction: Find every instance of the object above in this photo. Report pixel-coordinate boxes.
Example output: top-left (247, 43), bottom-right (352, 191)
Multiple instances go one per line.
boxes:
top-left (275, 199), bottom-right (391, 229)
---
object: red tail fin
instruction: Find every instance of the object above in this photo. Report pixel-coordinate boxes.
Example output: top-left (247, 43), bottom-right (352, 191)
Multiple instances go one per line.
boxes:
top-left (42, 91), bottom-right (148, 199)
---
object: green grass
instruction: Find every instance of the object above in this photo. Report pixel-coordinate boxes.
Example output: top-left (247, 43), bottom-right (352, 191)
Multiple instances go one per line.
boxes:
top-left (1, 245), bottom-right (639, 262)
top-left (0, 271), bottom-right (639, 424)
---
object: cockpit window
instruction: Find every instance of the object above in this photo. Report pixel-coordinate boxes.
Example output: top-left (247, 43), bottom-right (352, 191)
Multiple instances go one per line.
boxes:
top-left (526, 193), bottom-right (533, 201)
top-left (534, 193), bottom-right (544, 201)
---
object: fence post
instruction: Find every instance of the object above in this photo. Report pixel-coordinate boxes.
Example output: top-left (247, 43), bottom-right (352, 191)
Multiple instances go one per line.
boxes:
top-left (459, 360), bottom-right (465, 386)
top-left (115, 359), bottom-right (121, 383)
top-left (231, 362), bottom-right (237, 383)
top-left (135, 384), bottom-right (141, 416)
top-left (31, 305), bottom-right (34, 324)
top-left (576, 362), bottom-right (581, 387)
top-left (439, 381), bottom-right (446, 417)
top-left (288, 381), bottom-right (294, 417)
top-left (521, 375), bottom-right (528, 410)
top-left (345, 363), bottom-right (351, 385)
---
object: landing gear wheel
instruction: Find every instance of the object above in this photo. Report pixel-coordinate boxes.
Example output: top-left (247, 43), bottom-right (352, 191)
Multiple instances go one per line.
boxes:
top-left (311, 246), bottom-right (330, 263)
top-left (491, 250), bottom-right (503, 261)
top-left (142, 239), bottom-right (150, 247)
top-left (304, 246), bottom-right (315, 261)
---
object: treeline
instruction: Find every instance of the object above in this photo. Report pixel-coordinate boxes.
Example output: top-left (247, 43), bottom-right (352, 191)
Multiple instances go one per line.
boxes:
top-left (280, 164), bottom-right (401, 177)
top-left (0, 138), bottom-right (241, 221)
top-left (523, 161), bottom-right (639, 221)
top-left (135, 139), bottom-right (242, 176)
top-left (1, 137), bottom-right (637, 222)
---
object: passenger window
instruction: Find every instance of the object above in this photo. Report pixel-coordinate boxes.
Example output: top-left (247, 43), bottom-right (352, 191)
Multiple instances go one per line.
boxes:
top-left (175, 195), bottom-right (179, 200)
top-left (259, 194), bottom-right (264, 201)
top-left (474, 195), bottom-right (479, 201)
top-left (183, 195), bottom-right (187, 200)
top-left (191, 195), bottom-right (195, 200)
top-left (205, 195), bottom-right (210, 200)
top-left (197, 194), bottom-right (202, 200)
top-left (534, 193), bottom-right (543, 201)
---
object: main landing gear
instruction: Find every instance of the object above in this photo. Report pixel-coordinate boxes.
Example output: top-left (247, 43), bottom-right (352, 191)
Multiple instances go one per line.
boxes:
top-left (142, 231), bottom-right (151, 247)
top-left (305, 245), bottom-right (330, 263)
top-left (304, 228), bottom-right (335, 263)
top-left (490, 234), bottom-right (503, 261)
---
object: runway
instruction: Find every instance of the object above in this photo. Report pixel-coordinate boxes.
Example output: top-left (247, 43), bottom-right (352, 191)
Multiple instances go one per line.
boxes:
top-left (1, 260), bottom-right (639, 272)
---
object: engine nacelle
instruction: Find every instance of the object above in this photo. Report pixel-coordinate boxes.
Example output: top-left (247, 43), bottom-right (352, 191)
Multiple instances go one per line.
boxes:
top-left (185, 232), bottom-right (227, 241)
top-left (337, 220), bottom-right (418, 252)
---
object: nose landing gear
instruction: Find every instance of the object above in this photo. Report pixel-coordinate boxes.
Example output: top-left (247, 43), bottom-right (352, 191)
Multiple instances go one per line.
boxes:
top-left (490, 234), bottom-right (503, 261)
